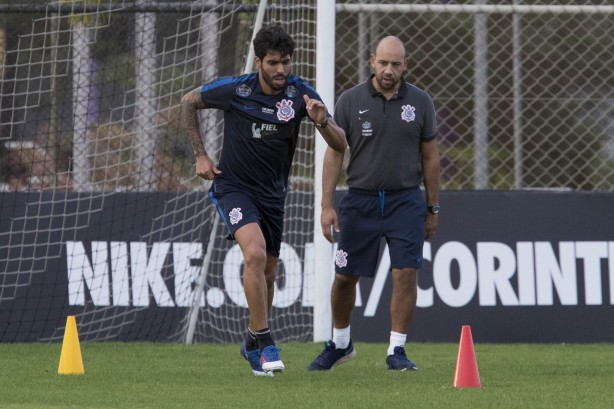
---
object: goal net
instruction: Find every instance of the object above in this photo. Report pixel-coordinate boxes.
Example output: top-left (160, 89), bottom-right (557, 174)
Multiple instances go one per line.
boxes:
top-left (3, 0), bottom-right (614, 344)
top-left (0, 0), bottom-right (319, 343)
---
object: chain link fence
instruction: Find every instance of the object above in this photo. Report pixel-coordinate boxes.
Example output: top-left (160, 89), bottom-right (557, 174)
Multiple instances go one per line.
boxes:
top-left (336, 0), bottom-right (614, 191)
top-left (0, 1), bottom-right (613, 191)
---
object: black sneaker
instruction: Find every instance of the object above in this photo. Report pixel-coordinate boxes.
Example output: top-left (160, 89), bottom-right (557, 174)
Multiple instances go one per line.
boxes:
top-left (386, 346), bottom-right (417, 371)
top-left (307, 340), bottom-right (356, 371)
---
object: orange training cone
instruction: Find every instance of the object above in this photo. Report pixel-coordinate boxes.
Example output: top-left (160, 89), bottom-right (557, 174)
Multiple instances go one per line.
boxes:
top-left (453, 325), bottom-right (480, 388)
top-left (58, 315), bottom-right (84, 375)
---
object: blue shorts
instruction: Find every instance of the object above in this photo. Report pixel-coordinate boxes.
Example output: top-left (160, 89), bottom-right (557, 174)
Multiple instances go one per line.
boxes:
top-left (335, 187), bottom-right (426, 276)
top-left (208, 182), bottom-right (284, 257)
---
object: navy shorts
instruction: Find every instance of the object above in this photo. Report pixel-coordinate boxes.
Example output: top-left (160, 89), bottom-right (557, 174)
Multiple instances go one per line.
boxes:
top-left (335, 187), bottom-right (426, 276)
top-left (208, 182), bottom-right (284, 257)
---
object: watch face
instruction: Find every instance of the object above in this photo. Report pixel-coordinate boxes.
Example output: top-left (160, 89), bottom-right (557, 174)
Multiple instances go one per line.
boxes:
top-left (429, 205), bottom-right (440, 214)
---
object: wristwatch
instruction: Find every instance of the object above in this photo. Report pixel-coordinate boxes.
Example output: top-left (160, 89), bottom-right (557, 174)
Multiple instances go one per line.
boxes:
top-left (316, 118), bottom-right (329, 129)
top-left (427, 204), bottom-right (440, 214)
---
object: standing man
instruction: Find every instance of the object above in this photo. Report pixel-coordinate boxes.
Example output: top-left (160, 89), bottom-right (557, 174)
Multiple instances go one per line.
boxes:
top-left (182, 26), bottom-right (346, 376)
top-left (307, 36), bottom-right (440, 371)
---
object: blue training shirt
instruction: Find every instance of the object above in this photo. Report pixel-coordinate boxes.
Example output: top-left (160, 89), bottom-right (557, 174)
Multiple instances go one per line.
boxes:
top-left (200, 73), bottom-right (322, 201)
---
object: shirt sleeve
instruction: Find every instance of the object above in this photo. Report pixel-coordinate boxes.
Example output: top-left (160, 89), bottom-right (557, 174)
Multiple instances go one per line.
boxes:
top-left (200, 77), bottom-right (235, 110)
top-left (333, 91), bottom-right (350, 131)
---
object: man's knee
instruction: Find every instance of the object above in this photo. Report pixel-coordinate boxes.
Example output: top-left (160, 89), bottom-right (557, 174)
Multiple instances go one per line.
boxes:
top-left (392, 268), bottom-right (417, 289)
top-left (334, 274), bottom-right (359, 291)
top-left (263, 257), bottom-right (279, 285)
top-left (242, 246), bottom-right (267, 270)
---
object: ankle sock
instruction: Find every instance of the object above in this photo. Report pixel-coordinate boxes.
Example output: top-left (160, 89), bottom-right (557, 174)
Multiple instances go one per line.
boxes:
top-left (387, 331), bottom-right (407, 356)
top-left (332, 326), bottom-right (351, 349)
top-left (245, 327), bottom-right (258, 351)
top-left (254, 328), bottom-right (275, 351)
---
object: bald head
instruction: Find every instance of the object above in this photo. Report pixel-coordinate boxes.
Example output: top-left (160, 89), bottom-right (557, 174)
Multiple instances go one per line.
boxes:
top-left (374, 36), bottom-right (407, 59)
top-left (370, 36), bottom-right (408, 96)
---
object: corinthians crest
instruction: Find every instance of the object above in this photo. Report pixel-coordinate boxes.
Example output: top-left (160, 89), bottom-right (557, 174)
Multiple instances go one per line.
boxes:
top-left (401, 104), bottom-right (416, 123)
top-left (276, 99), bottom-right (295, 122)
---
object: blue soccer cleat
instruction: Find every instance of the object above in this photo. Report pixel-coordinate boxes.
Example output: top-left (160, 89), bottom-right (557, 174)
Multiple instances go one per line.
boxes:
top-left (240, 341), bottom-right (273, 377)
top-left (260, 345), bottom-right (284, 374)
top-left (307, 339), bottom-right (356, 371)
top-left (386, 346), bottom-right (417, 371)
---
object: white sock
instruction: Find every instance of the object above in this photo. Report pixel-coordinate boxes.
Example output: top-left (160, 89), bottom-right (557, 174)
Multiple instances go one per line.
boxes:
top-left (387, 331), bottom-right (407, 356)
top-left (332, 326), bottom-right (351, 349)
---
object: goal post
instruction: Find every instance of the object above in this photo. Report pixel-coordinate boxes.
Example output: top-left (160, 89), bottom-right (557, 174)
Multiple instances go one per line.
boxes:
top-left (312, 0), bottom-right (335, 343)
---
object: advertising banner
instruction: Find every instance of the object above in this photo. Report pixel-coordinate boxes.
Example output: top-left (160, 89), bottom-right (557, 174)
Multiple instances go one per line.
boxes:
top-left (1, 190), bottom-right (612, 342)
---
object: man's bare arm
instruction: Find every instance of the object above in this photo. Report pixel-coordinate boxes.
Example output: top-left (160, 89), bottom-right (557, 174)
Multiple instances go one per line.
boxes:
top-left (303, 95), bottom-right (347, 152)
top-left (321, 146), bottom-right (345, 242)
top-left (421, 138), bottom-right (440, 239)
top-left (181, 87), bottom-right (207, 157)
top-left (181, 87), bottom-right (221, 180)
top-left (421, 138), bottom-right (440, 206)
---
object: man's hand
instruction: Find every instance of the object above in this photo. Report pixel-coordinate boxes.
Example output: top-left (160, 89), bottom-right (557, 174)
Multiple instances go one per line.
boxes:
top-left (303, 94), bottom-right (328, 125)
top-left (321, 206), bottom-right (340, 243)
top-left (195, 154), bottom-right (221, 180)
top-left (425, 213), bottom-right (438, 239)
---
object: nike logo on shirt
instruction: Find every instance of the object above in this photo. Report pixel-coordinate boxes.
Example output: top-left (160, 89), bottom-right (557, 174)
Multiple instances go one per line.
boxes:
top-left (359, 109), bottom-right (369, 114)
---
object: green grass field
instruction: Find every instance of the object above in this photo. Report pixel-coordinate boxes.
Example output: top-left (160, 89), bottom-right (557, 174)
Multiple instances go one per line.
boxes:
top-left (1, 342), bottom-right (613, 409)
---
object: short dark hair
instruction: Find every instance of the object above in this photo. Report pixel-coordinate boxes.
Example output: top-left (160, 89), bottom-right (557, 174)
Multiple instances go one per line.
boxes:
top-left (252, 26), bottom-right (295, 60)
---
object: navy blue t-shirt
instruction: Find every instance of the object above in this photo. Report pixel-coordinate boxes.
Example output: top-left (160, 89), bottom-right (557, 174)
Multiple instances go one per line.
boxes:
top-left (200, 73), bottom-right (322, 201)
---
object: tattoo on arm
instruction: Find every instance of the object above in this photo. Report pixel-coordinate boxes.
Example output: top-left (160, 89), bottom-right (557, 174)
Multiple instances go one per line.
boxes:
top-left (182, 88), bottom-right (207, 157)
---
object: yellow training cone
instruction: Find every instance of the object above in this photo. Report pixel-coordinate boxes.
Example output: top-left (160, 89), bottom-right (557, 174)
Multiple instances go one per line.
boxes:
top-left (58, 315), bottom-right (84, 375)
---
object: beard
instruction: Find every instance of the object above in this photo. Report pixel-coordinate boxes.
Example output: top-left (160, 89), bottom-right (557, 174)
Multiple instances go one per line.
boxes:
top-left (374, 74), bottom-right (399, 91)
top-left (262, 71), bottom-right (288, 92)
